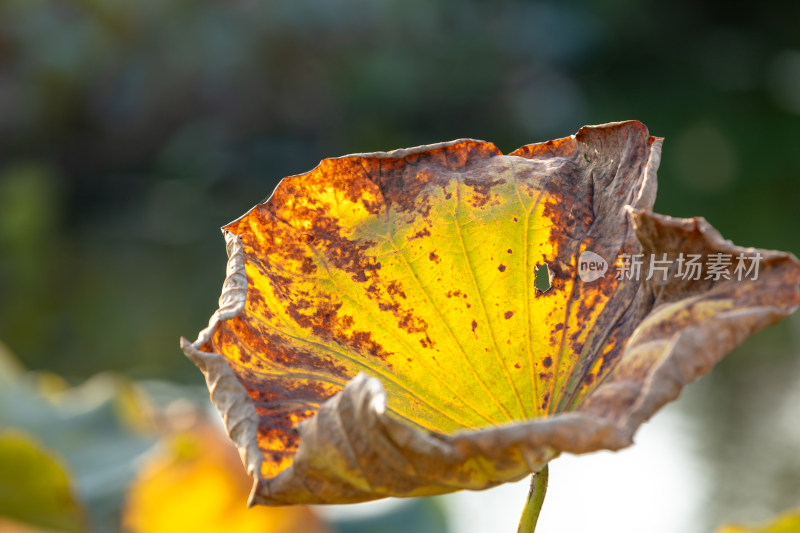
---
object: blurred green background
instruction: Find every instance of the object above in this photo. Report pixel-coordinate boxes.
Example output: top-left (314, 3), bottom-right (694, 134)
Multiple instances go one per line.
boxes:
top-left (0, 0), bottom-right (799, 532)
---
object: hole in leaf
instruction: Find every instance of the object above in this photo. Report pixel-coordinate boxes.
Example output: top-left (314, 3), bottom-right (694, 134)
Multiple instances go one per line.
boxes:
top-left (534, 263), bottom-right (553, 293)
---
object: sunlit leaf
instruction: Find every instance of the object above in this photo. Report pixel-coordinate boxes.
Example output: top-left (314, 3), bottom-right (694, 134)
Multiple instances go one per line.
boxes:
top-left (716, 509), bottom-right (800, 533)
top-left (181, 121), bottom-right (800, 504)
top-left (0, 431), bottom-right (87, 533)
top-left (122, 424), bottom-right (330, 533)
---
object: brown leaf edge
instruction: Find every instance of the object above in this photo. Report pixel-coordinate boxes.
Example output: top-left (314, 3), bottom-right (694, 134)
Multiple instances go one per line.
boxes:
top-left (180, 134), bottom-right (800, 506)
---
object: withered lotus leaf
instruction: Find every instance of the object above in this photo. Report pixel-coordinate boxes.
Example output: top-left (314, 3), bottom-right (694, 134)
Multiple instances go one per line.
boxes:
top-left (181, 121), bottom-right (800, 506)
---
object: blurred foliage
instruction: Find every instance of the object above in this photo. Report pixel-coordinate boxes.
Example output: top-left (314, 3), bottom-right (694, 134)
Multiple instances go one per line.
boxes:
top-left (0, 343), bottom-right (158, 532)
top-left (123, 424), bottom-right (331, 533)
top-left (716, 508), bottom-right (800, 533)
top-left (0, 431), bottom-right (87, 533)
top-left (676, 317), bottom-right (800, 531)
top-left (331, 498), bottom-right (450, 533)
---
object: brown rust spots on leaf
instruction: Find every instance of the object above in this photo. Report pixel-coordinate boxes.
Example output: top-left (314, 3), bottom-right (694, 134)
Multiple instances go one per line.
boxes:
top-left (209, 128), bottom-right (658, 479)
top-left (235, 371), bottom-right (336, 477)
top-left (419, 335), bottom-right (435, 349)
top-left (540, 392), bottom-right (551, 411)
top-left (353, 140), bottom-right (502, 216)
top-left (410, 227), bottom-right (431, 240)
top-left (205, 138), bottom-right (550, 476)
top-left (397, 313), bottom-right (428, 334)
top-left (386, 280), bottom-right (407, 299)
top-left (509, 135), bottom-right (577, 160)
top-left (463, 175), bottom-right (506, 208)
top-left (220, 316), bottom-right (350, 379)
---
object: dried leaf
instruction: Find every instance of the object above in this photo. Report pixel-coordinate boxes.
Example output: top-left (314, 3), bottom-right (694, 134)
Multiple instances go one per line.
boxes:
top-left (181, 121), bottom-right (800, 505)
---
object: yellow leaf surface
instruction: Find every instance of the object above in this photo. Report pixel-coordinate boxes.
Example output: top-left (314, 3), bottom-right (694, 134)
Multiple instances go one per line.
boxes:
top-left (181, 121), bottom-right (800, 505)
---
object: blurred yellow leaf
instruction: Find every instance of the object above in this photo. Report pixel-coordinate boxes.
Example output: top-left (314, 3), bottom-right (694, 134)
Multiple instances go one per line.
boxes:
top-left (122, 425), bottom-right (329, 533)
top-left (717, 509), bottom-right (800, 533)
top-left (182, 121), bottom-right (800, 505)
top-left (0, 431), bottom-right (87, 533)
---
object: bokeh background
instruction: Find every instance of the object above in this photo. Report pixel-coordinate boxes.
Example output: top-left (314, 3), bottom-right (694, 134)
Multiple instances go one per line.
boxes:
top-left (1, 1), bottom-right (799, 532)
